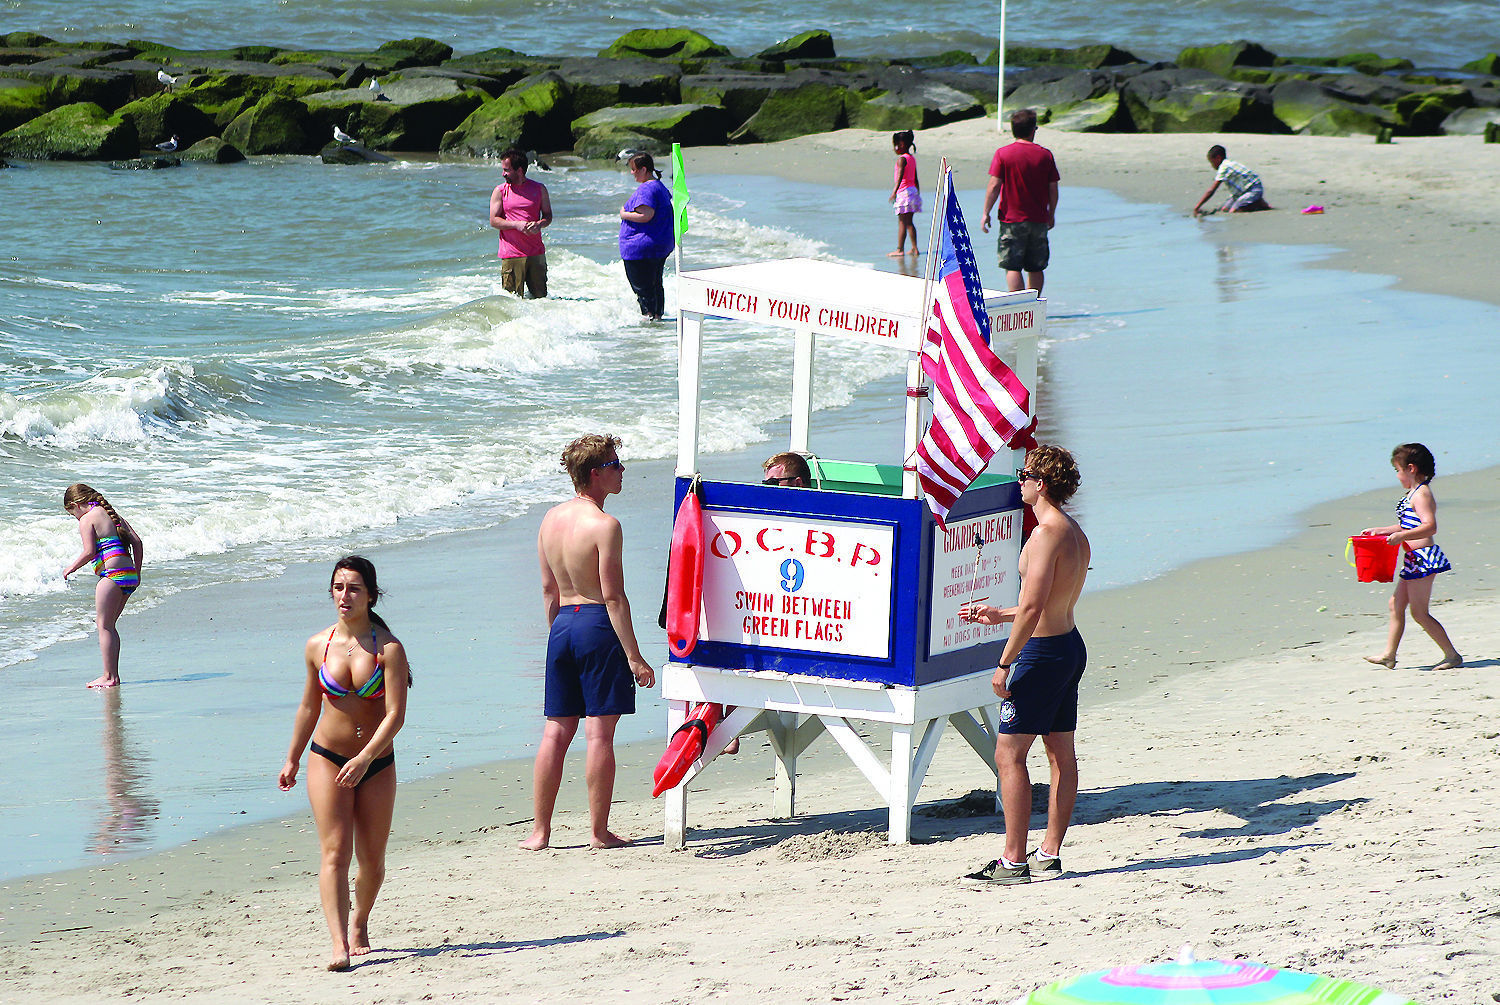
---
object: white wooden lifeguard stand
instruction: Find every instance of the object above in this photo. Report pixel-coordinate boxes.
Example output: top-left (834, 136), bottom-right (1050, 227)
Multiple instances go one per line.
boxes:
top-left (664, 257), bottom-right (1043, 847)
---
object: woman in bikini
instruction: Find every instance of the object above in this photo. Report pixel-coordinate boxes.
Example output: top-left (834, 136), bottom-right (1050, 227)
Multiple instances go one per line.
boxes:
top-left (279, 555), bottom-right (411, 971)
top-left (62, 483), bottom-right (144, 690)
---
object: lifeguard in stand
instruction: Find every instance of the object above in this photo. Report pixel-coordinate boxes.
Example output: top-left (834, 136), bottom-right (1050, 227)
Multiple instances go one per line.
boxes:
top-left (762, 452), bottom-right (812, 488)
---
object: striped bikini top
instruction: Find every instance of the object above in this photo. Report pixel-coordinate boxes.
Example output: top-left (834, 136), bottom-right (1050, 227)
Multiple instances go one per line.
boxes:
top-left (318, 628), bottom-right (385, 700)
top-left (1396, 483), bottom-right (1428, 531)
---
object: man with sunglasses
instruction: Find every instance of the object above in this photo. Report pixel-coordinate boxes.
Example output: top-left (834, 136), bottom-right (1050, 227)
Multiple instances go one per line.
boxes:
top-left (524, 434), bottom-right (655, 851)
top-left (761, 451), bottom-right (812, 488)
top-left (958, 445), bottom-right (1089, 885)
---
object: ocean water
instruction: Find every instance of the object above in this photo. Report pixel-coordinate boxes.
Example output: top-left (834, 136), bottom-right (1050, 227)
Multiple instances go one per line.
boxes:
top-left (4, 0), bottom-right (1497, 69)
top-left (0, 158), bottom-right (879, 670)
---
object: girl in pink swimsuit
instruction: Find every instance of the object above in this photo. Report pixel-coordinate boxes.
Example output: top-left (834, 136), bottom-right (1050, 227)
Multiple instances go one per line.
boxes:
top-left (888, 130), bottom-right (922, 257)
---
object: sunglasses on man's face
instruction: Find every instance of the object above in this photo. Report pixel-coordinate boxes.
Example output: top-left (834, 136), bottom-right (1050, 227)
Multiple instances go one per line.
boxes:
top-left (596, 459), bottom-right (623, 471)
top-left (1016, 468), bottom-right (1040, 482)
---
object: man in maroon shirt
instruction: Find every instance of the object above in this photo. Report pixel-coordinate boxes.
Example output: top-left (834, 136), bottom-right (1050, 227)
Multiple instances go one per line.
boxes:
top-left (981, 108), bottom-right (1060, 294)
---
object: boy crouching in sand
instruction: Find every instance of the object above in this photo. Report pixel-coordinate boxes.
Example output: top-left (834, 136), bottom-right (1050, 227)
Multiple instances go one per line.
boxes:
top-left (1193, 144), bottom-right (1271, 216)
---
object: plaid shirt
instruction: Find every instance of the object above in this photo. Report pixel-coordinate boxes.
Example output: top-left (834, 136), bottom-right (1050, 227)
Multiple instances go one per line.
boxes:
top-left (1215, 159), bottom-right (1262, 196)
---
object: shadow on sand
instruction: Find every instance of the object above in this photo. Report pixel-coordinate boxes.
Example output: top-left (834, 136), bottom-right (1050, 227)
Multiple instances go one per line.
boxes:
top-left (355, 929), bottom-right (626, 968)
top-left (674, 770), bottom-right (1362, 859)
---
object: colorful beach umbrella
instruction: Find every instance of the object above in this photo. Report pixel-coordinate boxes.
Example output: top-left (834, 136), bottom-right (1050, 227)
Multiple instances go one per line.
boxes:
top-left (1020, 948), bottom-right (1423, 1005)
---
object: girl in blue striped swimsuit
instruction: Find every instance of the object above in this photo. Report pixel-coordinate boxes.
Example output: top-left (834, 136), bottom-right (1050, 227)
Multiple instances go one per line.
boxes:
top-left (1361, 443), bottom-right (1463, 671)
top-left (62, 483), bottom-right (145, 689)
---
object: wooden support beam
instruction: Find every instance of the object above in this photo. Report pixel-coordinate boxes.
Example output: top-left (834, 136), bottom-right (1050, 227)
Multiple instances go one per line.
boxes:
top-left (821, 716), bottom-right (891, 800)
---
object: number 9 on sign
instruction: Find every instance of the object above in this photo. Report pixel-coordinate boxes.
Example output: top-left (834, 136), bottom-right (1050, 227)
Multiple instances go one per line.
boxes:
top-left (780, 558), bottom-right (805, 593)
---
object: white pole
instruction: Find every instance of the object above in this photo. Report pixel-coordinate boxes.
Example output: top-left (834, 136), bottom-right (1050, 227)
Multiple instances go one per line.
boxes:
top-left (918, 161), bottom-right (948, 312)
top-left (997, 0), bottom-right (1007, 130)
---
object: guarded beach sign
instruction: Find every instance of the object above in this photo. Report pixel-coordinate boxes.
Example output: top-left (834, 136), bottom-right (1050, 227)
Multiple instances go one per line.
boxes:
top-left (927, 511), bottom-right (1021, 656)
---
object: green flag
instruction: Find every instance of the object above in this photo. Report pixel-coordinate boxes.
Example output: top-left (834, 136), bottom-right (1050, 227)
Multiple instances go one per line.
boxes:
top-left (670, 142), bottom-right (690, 243)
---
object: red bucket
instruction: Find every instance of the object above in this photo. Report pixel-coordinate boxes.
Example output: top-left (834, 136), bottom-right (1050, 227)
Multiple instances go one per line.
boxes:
top-left (1347, 534), bottom-right (1400, 583)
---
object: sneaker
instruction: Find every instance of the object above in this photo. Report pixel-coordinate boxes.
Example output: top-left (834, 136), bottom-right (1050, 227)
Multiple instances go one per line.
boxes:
top-left (963, 858), bottom-right (1030, 885)
top-left (1027, 849), bottom-right (1063, 879)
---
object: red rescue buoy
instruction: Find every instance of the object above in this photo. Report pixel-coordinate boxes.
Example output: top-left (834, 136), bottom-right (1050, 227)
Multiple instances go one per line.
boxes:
top-left (652, 701), bottom-right (723, 796)
top-left (666, 486), bottom-right (704, 658)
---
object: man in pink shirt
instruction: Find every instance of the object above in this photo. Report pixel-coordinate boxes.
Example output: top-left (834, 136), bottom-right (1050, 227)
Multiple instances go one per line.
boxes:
top-left (981, 109), bottom-right (1060, 294)
top-left (489, 148), bottom-right (553, 298)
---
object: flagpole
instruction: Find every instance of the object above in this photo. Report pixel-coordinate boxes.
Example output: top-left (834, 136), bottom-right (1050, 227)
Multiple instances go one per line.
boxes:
top-left (997, 0), bottom-right (1007, 130)
top-left (905, 160), bottom-right (949, 500)
top-left (919, 160), bottom-right (948, 302)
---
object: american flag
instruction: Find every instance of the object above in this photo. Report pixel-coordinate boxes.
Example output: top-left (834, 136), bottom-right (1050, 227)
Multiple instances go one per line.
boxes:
top-left (915, 168), bottom-right (1031, 527)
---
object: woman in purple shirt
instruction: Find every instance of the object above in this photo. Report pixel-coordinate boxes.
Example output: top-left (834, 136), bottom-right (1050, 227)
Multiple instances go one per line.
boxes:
top-left (618, 152), bottom-right (675, 321)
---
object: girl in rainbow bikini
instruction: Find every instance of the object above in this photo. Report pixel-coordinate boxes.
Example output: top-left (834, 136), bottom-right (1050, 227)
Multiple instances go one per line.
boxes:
top-left (62, 483), bottom-right (144, 690)
top-left (1361, 443), bottom-right (1463, 672)
top-left (280, 556), bottom-right (411, 972)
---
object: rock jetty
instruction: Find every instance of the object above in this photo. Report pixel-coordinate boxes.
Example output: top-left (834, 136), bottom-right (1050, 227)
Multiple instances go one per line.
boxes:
top-left (2, 28), bottom-right (1497, 161)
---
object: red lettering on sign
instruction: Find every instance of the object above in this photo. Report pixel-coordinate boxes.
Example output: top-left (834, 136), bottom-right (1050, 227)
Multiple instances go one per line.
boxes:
top-left (805, 529), bottom-right (835, 558)
top-left (756, 527), bottom-right (786, 552)
top-left (705, 287), bottom-right (759, 314)
top-left (710, 531), bottom-right (742, 558)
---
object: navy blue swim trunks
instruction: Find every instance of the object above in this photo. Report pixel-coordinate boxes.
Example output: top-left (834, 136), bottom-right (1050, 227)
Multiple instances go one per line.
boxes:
top-left (545, 603), bottom-right (636, 718)
top-left (998, 627), bottom-right (1086, 735)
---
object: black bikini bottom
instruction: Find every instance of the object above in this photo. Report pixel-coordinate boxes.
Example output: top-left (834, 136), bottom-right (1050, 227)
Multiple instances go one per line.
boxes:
top-left (310, 740), bottom-right (395, 787)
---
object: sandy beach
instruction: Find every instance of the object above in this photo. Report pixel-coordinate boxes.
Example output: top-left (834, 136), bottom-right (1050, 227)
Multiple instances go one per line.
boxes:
top-left (3, 127), bottom-right (1498, 1002)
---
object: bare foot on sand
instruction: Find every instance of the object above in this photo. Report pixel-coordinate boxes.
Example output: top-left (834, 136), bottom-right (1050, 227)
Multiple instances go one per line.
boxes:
top-left (724, 737), bottom-right (741, 755)
top-left (591, 832), bottom-right (633, 849)
top-left (886, 250), bottom-right (906, 257)
top-left (86, 675), bottom-right (120, 689)
top-left (1428, 653), bottom-right (1464, 671)
top-left (327, 953), bottom-right (350, 972)
top-left (518, 830), bottom-right (549, 851)
top-left (349, 921), bottom-right (372, 957)
top-left (1363, 655), bottom-right (1397, 670)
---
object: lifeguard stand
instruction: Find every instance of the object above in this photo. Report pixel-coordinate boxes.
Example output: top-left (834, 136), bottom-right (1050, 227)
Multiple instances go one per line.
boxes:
top-left (664, 257), bottom-right (1043, 846)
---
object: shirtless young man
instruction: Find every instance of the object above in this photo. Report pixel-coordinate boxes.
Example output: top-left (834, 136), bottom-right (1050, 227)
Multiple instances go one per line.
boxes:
top-left (958, 445), bottom-right (1090, 885)
top-left (522, 434), bottom-right (655, 850)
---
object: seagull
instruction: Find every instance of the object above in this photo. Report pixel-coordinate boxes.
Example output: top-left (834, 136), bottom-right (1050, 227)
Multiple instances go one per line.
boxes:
top-left (333, 124), bottom-right (356, 145)
top-left (155, 135), bottom-right (180, 153)
top-left (156, 68), bottom-right (180, 90)
top-left (367, 78), bottom-right (388, 100)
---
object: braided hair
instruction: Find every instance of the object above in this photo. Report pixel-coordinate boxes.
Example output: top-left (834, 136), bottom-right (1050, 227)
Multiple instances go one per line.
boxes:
top-left (63, 483), bottom-right (127, 534)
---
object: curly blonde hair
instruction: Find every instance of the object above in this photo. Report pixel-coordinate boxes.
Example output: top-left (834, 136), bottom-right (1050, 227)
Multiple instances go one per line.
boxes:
top-left (561, 434), bottom-right (623, 491)
top-left (1025, 445), bottom-right (1080, 506)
